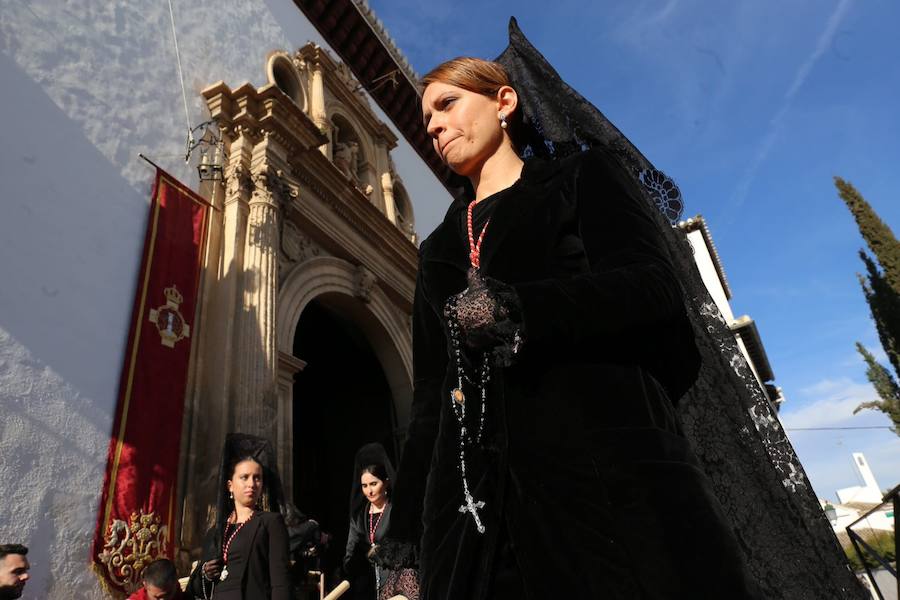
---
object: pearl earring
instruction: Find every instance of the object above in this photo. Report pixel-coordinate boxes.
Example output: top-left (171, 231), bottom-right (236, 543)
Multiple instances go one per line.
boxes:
top-left (499, 113), bottom-right (508, 129)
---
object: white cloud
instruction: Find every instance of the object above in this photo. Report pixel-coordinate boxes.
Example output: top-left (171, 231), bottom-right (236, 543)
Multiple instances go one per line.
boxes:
top-left (726, 0), bottom-right (854, 215)
top-left (793, 434), bottom-right (900, 502)
top-left (780, 376), bottom-right (880, 430)
top-left (779, 377), bottom-right (900, 500)
top-left (611, 0), bottom-right (681, 48)
top-left (779, 376), bottom-right (899, 500)
top-left (654, 0), bottom-right (680, 23)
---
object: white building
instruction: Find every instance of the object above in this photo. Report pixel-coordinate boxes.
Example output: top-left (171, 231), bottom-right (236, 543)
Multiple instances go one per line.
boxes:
top-left (678, 215), bottom-right (786, 411)
top-left (0, 1), bottom-right (450, 597)
top-left (836, 452), bottom-right (886, 505)
top-left (822, 499), bottom-right (893, 533)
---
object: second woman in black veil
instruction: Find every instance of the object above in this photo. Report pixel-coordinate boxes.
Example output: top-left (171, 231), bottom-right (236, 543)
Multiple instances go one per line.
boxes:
top-left (344, 443), bottom-right (419, 600)
top-left (343, 443), bottom-right (393, 599)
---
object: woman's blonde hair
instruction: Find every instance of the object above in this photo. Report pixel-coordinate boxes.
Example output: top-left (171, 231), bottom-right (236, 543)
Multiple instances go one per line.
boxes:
top-left (422, 57), bottom-right (512, 97)
top-left (422, 57), bottom-right (523, 149)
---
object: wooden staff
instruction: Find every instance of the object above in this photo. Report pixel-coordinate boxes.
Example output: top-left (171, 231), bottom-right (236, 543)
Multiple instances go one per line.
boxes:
top-left (323, 580), bottom-right (351, 600)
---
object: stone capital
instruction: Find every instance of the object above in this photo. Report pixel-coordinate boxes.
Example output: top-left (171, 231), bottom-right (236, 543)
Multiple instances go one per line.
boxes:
top-left (353, 264), bottom-right (378, 303)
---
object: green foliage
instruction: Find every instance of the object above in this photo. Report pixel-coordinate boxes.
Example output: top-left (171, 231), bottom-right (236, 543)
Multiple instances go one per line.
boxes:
top-left (835, 177), bottom-right (900, 294)
top-left (842, 529), bottom-right (896, 572)
top-left (854, 343), bottom-right (900, 434)
top-left (836, 177), bottom-right (900, 435)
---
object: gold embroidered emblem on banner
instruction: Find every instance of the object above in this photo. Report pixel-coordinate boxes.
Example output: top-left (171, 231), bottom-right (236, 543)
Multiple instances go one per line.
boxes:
top-left (97, 509), bottom-right (169, 592)
top-left (149, 285), bottom-right (190, 348)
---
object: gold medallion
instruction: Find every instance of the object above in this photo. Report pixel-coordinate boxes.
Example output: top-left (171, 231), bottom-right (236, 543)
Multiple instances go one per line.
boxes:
top-left (451, 388), bottom-right (465, 405)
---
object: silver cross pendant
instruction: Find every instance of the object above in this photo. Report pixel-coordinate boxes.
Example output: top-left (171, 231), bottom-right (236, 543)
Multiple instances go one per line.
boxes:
top-left (458, 491), bottom-right (486, 534)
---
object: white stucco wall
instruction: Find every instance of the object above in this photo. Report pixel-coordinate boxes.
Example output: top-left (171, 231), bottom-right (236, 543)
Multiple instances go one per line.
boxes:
top-left (0, 1), bottom-right (446, 597)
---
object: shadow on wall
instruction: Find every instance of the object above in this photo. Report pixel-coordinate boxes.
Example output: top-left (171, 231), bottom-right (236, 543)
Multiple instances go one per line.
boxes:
top-left (0, 51), bottom-right (148, 405)
top-left (0, 52), bottom-right (149, 598)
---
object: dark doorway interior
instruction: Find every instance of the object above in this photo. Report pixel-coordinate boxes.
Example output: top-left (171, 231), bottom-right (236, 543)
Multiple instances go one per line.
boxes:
top-left (292, 297), bottom-right (397, 586)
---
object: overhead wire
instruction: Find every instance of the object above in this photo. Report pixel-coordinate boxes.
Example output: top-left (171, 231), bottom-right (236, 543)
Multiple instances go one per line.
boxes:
top-left (166, 0), bottom-right (193, 155)
top-left (785, 426), bottom-right (892, 431)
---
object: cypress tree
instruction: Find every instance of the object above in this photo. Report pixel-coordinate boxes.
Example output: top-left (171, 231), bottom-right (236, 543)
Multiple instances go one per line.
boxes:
top-left (853, 343), bottom-right (900, 434)
top-left (835, 177), bottom-right (900, 294)
top-left (835, 177), bottom-right (900, 434)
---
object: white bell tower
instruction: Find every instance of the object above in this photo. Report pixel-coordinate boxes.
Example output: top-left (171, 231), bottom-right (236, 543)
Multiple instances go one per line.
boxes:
top-left (836, 452), bottom-right (883, 504)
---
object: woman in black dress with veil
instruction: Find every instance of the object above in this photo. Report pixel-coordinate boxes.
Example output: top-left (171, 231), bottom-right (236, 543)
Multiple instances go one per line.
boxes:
top-left (187, 434), bottom-right (291, 600)
top-left (344, 443), bottom-right (419, 600)
top-left (374, 24), bottom-right (767, 600)
top-left (378, 17), bottom-right (870, 600)
top-left (343, 444), bottom-right (392, 600)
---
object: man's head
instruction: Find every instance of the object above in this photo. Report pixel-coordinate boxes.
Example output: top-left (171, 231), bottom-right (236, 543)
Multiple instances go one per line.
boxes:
top-left (141, 558), bottom-right (179, 599)
top-left (0, 545), bottom-right (29, 600)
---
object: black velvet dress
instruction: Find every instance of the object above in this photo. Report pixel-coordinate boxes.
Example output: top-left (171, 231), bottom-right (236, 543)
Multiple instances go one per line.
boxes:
top-left (187, 512), bottom-right (291, 600)
top-left (385, 148), bottom-right (762, 599)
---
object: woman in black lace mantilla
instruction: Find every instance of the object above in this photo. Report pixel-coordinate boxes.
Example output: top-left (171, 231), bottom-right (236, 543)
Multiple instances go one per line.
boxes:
top-left (343, 443), bottom-right (419, 600)
top-left (377, 51), bottom-right (758, 600)
top-left (377, 19), bottom-right (867, 600)
top-left (187, 434), bottom-right (291, 600)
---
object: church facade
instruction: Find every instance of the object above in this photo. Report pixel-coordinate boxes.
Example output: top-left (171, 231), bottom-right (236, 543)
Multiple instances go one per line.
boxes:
top-left (0, 0), bottom-right (448, 596)
top-left (177, 42), bottom-right (423, 571)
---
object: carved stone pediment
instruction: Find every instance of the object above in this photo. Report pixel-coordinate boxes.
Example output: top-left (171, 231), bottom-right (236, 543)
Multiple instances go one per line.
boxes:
top-left (281, 221), bottom-right (323, 264)
top-left (353, 264), bottom-right (378, 303)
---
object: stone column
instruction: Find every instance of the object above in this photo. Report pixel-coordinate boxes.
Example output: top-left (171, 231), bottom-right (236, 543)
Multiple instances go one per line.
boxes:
top-left (178, 136), bottom-right (255, 551)
top-left (310, 59), bottom-right (329, 157)
top-left (233, 170), bottom-right (281, 438)
top-left (381, 171), bottom-right (397, 224)
top-left (277, 352), bottom-right (306, 497)
top-left (219, 147), bottom-right (253, 405)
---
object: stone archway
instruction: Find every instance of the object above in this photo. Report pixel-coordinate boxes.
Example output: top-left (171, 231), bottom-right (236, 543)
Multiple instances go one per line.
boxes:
top-left (276, 256), bottom-right (412, 584)
top-left (275, 256), bottom-right (413, 491)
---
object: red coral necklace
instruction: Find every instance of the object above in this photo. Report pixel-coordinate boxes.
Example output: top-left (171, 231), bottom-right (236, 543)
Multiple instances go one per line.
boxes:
top-left (220, 510), bottom-right (254, 581)
top-left (368, 506), bottom-right (385, 546)
top-left (467, 199), bottom-right (489, 270)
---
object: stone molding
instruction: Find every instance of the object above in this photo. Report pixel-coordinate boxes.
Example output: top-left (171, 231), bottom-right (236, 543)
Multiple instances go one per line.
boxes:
top-left (281, 221), bottom-right (323, 264)
top-left (276, 255), bottom-right (412, 379)
top-left (353, 264), bottom-right (378, 303)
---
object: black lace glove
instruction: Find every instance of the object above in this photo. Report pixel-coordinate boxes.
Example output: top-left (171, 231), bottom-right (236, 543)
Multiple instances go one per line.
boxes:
top-left (370, 539), bottom-right (419, 570)
top-left (444, 269), bottom-right (524, 367)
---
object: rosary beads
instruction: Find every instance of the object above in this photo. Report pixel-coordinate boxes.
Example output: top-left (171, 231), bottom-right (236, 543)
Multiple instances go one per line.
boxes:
top-left (444, 198), bottom-right (494, 534)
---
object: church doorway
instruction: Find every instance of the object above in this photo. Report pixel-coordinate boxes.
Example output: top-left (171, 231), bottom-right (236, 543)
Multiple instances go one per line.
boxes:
top-left (291, 295), bottom-right (398, 582)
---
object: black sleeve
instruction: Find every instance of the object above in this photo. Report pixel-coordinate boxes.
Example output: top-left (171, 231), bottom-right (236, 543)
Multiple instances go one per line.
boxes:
top-left (186, 527), bottom-right (218, 596)
top-left (343, 513), bottom-right (368, 575)
top-left (266, 513), bottom-right (292, 600)
top-left (289, 520), bottom-right (321, 552)
top-left (514, 148), bottom-right (686, 347)
top-left (384, 258), bottom-right (447, 545)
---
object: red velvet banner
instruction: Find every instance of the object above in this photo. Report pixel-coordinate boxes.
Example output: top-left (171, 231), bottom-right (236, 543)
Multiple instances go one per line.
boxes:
top-left (92, 169), bottom-right (210, 595)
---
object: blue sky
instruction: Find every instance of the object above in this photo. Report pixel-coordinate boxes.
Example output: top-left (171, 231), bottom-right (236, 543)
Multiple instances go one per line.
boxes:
top-left (368, 0), bottom-right (900, 501)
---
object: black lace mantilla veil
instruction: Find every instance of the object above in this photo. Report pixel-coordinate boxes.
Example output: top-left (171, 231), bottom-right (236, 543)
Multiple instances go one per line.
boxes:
top-left (214, 433), bottom-right (287, 548)
top-left (349, 442), bottom-right (396, 519)
top-left (496, 18), bottom-right (865, 599)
